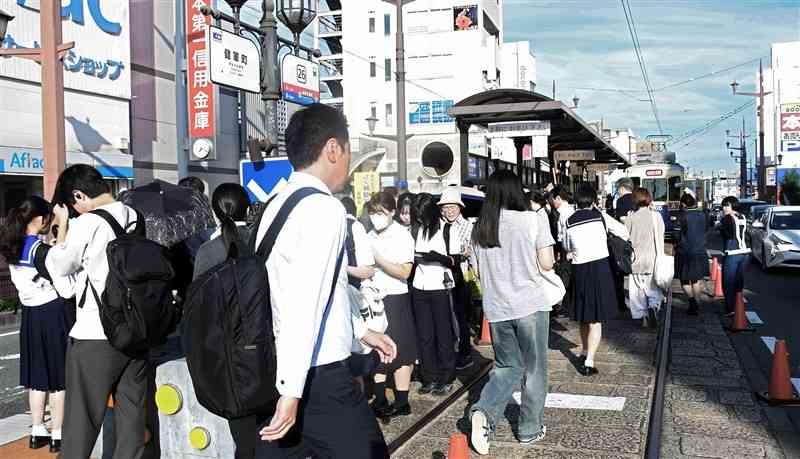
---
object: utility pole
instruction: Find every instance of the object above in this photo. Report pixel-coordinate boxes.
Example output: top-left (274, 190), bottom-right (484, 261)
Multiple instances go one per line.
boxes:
top-left (730, 59), bottom-right (771, 199)
top-left (727, 118), bottom-right (750, 199)
top-left (383, 0), bottom-right (414, 186)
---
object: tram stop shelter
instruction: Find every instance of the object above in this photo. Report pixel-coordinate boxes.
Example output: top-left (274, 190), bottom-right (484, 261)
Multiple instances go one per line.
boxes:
top-left (448, 89), bottom-right (632, 188)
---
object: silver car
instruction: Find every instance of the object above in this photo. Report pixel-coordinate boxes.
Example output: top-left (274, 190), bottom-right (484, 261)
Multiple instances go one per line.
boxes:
top-left (750, 206), bottom-right (800, 270)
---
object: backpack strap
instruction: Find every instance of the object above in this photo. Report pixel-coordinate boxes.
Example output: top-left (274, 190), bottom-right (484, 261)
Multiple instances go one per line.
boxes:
top-left (253, 187), bottom-right (324, 259)
top-left (310, 243), bottom-right (346, 366)
top-left (90, 209), bottom-right (125, 237)
top-left (345, 218), bottom-right (357, 267)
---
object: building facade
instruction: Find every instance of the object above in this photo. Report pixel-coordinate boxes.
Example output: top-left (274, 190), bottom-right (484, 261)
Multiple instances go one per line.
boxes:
top-left (760, 41), bottom-right (800, 184)
top-left (316, 0), bottom-right (536, 191)
top-left (0, 0), bottom-right (133, 215)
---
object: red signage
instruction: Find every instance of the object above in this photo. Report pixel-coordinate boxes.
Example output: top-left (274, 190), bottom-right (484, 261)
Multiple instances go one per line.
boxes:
top-left (186, 0), bottom-right (215, 139)
top-left (781, 113), bottom-right (800, 132)
top-left (646, 169), bottom-right (663, 177)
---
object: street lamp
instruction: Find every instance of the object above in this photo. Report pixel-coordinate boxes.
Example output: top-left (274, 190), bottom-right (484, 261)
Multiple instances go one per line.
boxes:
top-left (0, 9), bottom-right (13, 41)
top-left (276, 0), bottom-right (317, 53)
top-left (778, 154), bottom-right (783, 166)
top-left (365, 115), bottom-right (378, 136)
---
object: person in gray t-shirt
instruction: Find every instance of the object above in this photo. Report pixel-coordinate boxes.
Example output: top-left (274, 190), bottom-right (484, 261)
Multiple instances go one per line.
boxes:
top-left (469, 170), bottom-right (565, 455)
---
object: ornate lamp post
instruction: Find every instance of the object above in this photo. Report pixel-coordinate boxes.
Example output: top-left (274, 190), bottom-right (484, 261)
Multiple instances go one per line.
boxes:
top-left (276, 0), bottom-right (317, 54)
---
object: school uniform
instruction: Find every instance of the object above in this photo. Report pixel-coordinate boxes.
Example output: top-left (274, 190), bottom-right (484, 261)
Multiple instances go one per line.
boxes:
top-left (412, 227), bottom-right (456, 386)
top-left (674, 208), bottom-right (709, 283)
top-left (254, 172), bottom-right (388, 459)
top-left (720, 213), bottom-right (749, 313)
top-left (8, 236), bottom-right (75, 393)
top-left (46, 201), bottom-right (147, 459)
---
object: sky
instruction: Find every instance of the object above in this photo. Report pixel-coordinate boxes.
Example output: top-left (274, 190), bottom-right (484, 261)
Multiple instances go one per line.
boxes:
top-left (503, 0), bottom-right (800, 176)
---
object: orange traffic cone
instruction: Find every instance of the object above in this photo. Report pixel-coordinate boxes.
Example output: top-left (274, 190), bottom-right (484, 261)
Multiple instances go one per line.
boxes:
top-left (726, 292), bottom-right (755, 333)
top-left (447, 432), bottom-right (469, 459)
top-left (477, 315), bottom-right (491, 346)
top-left (107, 394), bottom-right (114, 408)
top-left (713, 263), bottom-right (724, 298)
top-left (710, 257), bottom-right (719, 281)
top-left (756, 339), bottom-right (800, 405)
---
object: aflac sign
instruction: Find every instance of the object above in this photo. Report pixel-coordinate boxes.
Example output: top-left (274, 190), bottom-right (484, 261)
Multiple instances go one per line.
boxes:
top-left (15, 0), bottom-right (122, 35)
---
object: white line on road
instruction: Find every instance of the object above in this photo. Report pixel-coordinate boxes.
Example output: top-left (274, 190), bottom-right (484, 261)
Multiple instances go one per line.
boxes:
top-left (0, 330), bottom-right (19, 338)
top-left (761, 336), bottom-right (776, 354)
top-left (792, 378), bottom-right (800, 397)
top-left (512, 392), bottom-right (626, 411)
top-left (0, 354), bottom-right (20, 361)
top-left (745, 311), bottom-right (764, 324)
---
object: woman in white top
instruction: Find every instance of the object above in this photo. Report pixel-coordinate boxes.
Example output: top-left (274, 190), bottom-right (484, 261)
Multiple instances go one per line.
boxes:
top-left (0, 196), bottom-right (75, 452)
top-left (364, 191), bottom-right (417, 420)
top-left (412, 195), bottom-right (457, 396)
top-left (564, 185), bottom-right (629, 377)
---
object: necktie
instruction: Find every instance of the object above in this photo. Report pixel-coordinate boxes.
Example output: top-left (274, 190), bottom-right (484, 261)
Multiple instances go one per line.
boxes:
top-left (443, 222), bottom-right (452, 255)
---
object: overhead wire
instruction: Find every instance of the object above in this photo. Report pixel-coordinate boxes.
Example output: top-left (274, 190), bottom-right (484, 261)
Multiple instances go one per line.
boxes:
top-left (621, 0), bottom-right (663, 134)
top-left (668, 100), bottom-right (755, 148)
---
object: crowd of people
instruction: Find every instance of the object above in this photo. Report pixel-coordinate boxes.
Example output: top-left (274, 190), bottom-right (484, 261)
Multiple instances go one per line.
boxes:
top-left (0, 101), bottom-right (746, 458)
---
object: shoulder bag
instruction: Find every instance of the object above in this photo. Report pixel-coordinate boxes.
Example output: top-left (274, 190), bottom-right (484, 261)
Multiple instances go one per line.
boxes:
top-left (651, 211), bottom-right (674, 291)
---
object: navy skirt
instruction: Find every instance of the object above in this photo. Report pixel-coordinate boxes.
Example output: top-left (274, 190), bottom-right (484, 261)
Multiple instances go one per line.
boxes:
top-left (568, 258), bottom-right (619, 323)
top-left (377, 293), bottom-right (418, 373)
top-left (20, 298), bottom-right (71, 391)
top-left (675, 252), bottom-right (709, 283)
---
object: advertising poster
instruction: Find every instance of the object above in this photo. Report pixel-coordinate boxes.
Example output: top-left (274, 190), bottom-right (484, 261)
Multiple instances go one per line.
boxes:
top-left (353, 172), bottom-right (380, 216)
top-left (453, 5), bottom-right (478, 31)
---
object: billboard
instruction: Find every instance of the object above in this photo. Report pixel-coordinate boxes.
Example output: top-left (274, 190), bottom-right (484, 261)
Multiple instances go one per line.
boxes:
top-left (781, 103), bottom-right (800, 142)
top-left (453, 5), bottom-right (478, 31)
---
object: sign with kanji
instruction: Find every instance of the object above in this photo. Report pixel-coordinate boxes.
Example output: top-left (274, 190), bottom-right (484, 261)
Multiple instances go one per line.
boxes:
top-left (781, 103), bottom-right (800, 142)
top-left (281, 54), bottom-right (320, 105)
top-left (186, 0), bottom-right (216, 142)
top-left (208, 26), bottom-right (260, 93)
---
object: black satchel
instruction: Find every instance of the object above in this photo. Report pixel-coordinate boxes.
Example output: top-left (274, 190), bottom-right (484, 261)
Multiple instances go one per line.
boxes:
top-left (598, 210), bottom-right (635, 275)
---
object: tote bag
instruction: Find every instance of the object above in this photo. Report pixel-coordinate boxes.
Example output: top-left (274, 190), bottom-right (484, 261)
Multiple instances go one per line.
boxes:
top-left (651, 212), bottom-right (674, 291)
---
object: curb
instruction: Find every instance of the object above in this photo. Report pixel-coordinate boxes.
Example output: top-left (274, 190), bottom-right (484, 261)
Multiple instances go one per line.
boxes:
top-left (0, 311), bottom-right (21, 329)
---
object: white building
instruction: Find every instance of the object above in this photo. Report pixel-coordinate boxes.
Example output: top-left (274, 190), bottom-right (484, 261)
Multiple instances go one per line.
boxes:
top-left (315, 0), bottom-right (536, 191)
top-left (0, 0), bottom-right (133, 215)
top-left (759, 41), bottom-right (800, 183)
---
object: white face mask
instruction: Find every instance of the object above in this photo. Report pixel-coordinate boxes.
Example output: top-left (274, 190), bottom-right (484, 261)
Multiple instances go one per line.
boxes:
top-left (370, 214), bottom-right (392, 231)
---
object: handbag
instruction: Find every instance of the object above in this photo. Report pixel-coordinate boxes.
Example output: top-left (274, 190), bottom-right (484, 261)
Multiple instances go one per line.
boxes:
top-left (651, 211), bottom-right (674, 291)
top-left (598, 210), bottom-right (635, 275)
top-left (347, 280), bottom-right (388, 334)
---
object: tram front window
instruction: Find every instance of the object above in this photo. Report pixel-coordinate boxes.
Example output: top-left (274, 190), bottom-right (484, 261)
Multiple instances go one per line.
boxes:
top-left (668, 176), bottom-right (682, 201)
top-left (643, 178), bottom-right (668, 202)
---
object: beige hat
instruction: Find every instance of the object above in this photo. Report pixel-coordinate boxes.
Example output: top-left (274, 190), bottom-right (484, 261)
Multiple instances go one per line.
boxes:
top-left (438, 187), bottom-right (465, 207)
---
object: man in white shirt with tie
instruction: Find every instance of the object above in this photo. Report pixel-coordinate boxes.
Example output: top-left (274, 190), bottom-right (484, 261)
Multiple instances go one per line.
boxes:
top-left (255, 103), bottom-right (396, 458)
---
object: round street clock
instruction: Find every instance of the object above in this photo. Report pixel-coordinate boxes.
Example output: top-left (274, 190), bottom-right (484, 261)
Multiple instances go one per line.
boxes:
top-left (192, 138), bottom-right (214, 160)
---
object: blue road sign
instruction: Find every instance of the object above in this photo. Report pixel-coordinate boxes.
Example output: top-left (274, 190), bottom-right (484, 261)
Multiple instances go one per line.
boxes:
top-left (239, 158), bottom-right (294, 202)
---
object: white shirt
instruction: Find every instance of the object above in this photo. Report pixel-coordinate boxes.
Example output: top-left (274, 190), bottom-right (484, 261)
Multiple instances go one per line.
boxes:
top-left (47, 201), bottom-right (138, 340)
top-left (8, 235), bottom-right (74, 306)
top-left (564, 208), bottom-right (629, 265)
top-left (556, 203), bottom-right (575, 243)
top-left (368, 222), bottom-right (414, 295)
top-left (255, 172), bottom-right (362, 399)
top-left (346, 215), bottom-right (375, 267)
top-left (412, 226), bottom-right (453, 291)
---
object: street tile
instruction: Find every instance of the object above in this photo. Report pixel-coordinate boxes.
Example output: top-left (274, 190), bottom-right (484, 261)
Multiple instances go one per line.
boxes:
top-left (560, 427), bottom-right (643, 454)
top-left (680, 435), bottom-right (766, 458)
top-left (718, 389), bottom-right (756, 407)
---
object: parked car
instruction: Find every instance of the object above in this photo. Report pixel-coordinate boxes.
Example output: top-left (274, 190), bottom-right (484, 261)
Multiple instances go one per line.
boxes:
top-left (737, 199), bottom-right (767, 222)
top-left (749, 206), bottom-right (800, 270)
top-left (710, 204), bottom-right (723, 227)
top-left (745, 204), bottom-right (774, 247)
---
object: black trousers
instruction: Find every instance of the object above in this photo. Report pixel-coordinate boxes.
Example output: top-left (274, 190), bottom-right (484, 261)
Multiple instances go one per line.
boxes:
top-left (255, 359), bottom-right (388, 458)
top-left (229, 415), bottom-right (257, 459)
top-left (614, 270), bottom-right (627, 311)
top-left (60, 339), bottom-right (146, 459)
top-left (412, 288), bottom-right (456, 385)
top-left (451, 273), bottom-right (472, 359)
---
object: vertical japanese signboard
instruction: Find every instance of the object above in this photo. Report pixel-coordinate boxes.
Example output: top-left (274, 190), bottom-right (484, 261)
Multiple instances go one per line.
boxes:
top-left (186, 0), bottom-right (215, 145)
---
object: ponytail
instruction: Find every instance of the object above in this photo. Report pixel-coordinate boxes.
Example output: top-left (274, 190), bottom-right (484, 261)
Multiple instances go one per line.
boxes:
top-left (0, 196), bottom-right (50, 264)
top-left (210, 183), bottom-right (250, 258)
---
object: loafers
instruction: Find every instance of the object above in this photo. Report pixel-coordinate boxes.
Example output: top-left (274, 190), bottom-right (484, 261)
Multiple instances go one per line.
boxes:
top-left (577, 364), bottom-right (599, 376)
top-left (50, 438), bottom-right (62, 453)
top-left (379, 403), bottom-right (412, 420)
top-left (29, 435), bottom-right (50, 449)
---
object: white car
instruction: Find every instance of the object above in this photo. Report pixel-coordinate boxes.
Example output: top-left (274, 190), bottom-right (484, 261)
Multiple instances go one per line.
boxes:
top-left (750, 206), bottom-right (800, 270)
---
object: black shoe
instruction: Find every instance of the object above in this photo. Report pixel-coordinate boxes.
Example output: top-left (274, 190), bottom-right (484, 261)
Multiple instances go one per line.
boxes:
top-left (456, 356), bottom-right (474, 371)
top-left (371, 400), bottom-right (392, 417)
top-left (50, 438), bottom-right (62, 453)
top-left (381, 403), bottom-right (412, 420)
top-left (647, 309), bottom-right (658, 328)
top-left (432, 383), bottom-right (454, 396)
top-left (418, 382), bottom-right (437, 395)
top-left (577, 364), bottom-right (599, 376)
top-left (577, 355), bottom-right (587, 366)
top-left (29, 435), bottom-right (50, 449)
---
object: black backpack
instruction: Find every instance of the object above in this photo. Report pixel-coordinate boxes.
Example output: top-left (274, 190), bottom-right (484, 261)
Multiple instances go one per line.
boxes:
top-left (345, 217), bottom-right (361, 289)
top-left (598, 210), bottom-right (635, 275)
top-left (182, 187), bottom-right (338, 419)
top-left (81, 209), bottom-right (179, 357)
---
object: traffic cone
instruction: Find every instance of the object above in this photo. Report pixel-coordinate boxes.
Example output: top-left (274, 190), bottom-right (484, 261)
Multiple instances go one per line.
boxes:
top-left (477, 315), bottom-right (491, 346)
top-left (710, 257), bottom-right (719, 281)
top-left (713, 263), bottom-right (724, 299)
top-left (447, 432), bottom-right (469, 459)
top-left (725, 292), bottom-right (755, 333)
top-left (756, 339), bottom-right (800, 405)
top-left (107, 394), bottom-right (114, 408)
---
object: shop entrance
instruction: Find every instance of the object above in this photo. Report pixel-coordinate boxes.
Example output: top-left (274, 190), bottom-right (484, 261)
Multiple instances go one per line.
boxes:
top-left (0, 175), bottom-right (43, 220)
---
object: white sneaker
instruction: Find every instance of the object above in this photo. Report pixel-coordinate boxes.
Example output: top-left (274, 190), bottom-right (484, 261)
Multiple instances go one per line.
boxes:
top-left (519, 425), bottom-right (547, 444)
top-left (471, 410), bottom-right (490, 455)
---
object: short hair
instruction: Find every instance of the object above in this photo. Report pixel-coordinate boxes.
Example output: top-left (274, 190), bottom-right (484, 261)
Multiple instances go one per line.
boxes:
top-left (550, 185), bottom-right (572, 202)
top-left (574, 183), bottom-right (597, 210)
top-left (526, 189), bottom-right (547, 209)
top-left (680, 193), bottom-right (697, 208)
top-left (617, 177), bottom-right (634, 192)
top-left (633, 187), bottom-right (653, 209)
top-left (340, 196), bottom-right (357, 216)
top-left (55, 164), bottom-right (110, 205)
top-left (284, 103), bottom-right (349, 170)
top-left (721, 196), bottom-right (739, 211)
top-left (366, 191), bottom-right (397, 214)
top-left (179, 176), bottom-right (205, 194)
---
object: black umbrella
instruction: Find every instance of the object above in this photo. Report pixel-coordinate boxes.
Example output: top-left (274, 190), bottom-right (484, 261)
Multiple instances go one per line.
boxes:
top-left (119, 180), bottom-right (216, 247)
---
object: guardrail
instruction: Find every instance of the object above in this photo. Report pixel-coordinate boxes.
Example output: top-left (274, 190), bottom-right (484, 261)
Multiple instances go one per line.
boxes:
top-left (644, 284), bottom-right (674, 458)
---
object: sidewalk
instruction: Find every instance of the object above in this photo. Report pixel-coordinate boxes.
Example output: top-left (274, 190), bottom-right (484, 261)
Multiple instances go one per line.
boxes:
top-left (392, 312), bottom-right (658, 458)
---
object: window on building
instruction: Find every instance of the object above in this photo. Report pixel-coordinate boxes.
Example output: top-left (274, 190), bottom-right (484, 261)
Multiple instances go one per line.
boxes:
top-left (369, 17), bottom-right (375, 33)
top-left (385, 58), bottom-right (392, 81)
top-left (384, 14), bottom-right (391, 36)
top-left (385, 104), bottom-right (393, 127)
top-left (370, 60), bottom-right (376, 77)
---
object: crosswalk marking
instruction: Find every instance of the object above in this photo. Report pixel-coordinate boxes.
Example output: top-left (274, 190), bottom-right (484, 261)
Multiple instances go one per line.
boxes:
top-left (511, 392), bottom-right (626, 411)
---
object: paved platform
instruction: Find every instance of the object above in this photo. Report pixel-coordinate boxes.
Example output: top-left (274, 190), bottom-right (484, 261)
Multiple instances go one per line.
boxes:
top-left (390, 312), bottom-right (658, 458)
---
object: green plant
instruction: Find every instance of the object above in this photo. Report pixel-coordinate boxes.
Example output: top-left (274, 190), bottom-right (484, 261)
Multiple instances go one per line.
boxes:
top-left (780, 171), bottom-right (800, 205)
top-left (0, 297), bottom-right (20, 313)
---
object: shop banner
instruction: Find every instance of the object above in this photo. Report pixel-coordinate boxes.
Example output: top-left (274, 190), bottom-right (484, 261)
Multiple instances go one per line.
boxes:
top-left (186, 0), bottom-right (216, 139)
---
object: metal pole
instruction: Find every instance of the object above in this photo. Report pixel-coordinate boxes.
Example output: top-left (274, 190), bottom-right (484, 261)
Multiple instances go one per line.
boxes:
top-left (175, 0), bottom-right (189, 179)
top-left (261, 0), bottom-right (281, 156)
top-left (741, 118), bottom-right (747, 199)
top-left (395, 0), bottom-right (408, 185)
top-left (40, 0), bottom-right (67, 199)
top-left (758, 59), bottom-right (766, 199)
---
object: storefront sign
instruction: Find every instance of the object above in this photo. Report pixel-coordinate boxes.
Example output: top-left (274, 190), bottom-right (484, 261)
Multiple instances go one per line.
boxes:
top-left (486, 121), bottom-right (550, 138)
top-left (0, 147), bottom-right (133, 178)
top-left (186, 0), bottom-right (216, 141)
top-left (410, 100), bottom-right (453, 124)
top-left (208, 26), bottom-right (260, 93)
top-left (781, 103), bottom-right (800, 142)
top-left (555, 150), bottom-right (595, 161)
top-left (281, 54), bottom-right (320, 105)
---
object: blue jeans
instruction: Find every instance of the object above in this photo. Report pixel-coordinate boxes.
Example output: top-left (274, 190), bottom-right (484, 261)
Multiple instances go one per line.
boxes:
top-left (470, 311), bottom-right (549, 438)
top-left (722, 253), bottom-right (746, 313)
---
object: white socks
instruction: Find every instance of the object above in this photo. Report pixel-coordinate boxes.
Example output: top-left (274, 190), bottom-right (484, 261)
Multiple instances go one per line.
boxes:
top-left (51, 429), bottom-right (62, 440)
top-left (584, 359), bottom-right (595, 368)
top-left (31, 424), bottom-right (49, 437)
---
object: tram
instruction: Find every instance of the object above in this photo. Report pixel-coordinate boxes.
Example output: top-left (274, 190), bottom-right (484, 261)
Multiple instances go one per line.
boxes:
top-left (625, 161), bottom-right (686, 234)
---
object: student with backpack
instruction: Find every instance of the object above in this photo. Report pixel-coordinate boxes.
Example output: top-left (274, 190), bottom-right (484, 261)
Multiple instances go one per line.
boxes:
top-left (47, 164), bottom-right (177, 459)
top-left (253, 104), bottom-right (396, 458)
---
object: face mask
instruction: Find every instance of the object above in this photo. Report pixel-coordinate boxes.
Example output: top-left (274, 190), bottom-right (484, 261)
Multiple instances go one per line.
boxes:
top-left (370, 214), bottom-right (392, 231)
